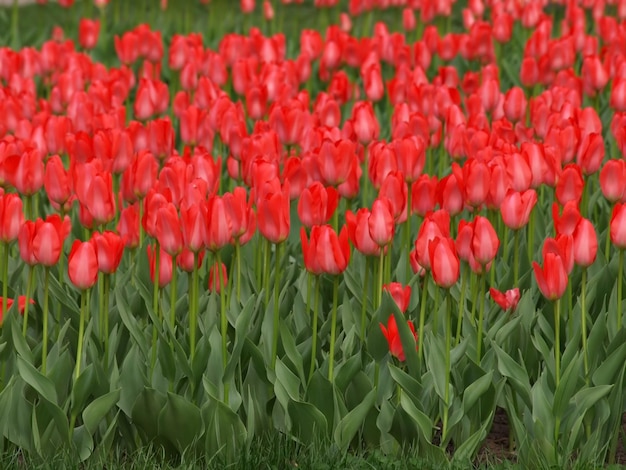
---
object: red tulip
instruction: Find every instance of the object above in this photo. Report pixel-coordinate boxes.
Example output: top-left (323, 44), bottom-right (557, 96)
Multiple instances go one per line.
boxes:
top-left (208, 261), bottom-right (228, 294)
top-left (379, 314), bottom-right (418, 362)
top-left (383, 283), bottom-right (411, 313)
top-left (369, 198), bottom-right (395, 248)
top-left (472, 216), bottom-right (500, 268)
top-left (147, 245), bottom-right (172, 288)
top-left (611, 203), bottom-right (626, 250)
top-left (78, 18), bottom-right (100, 50)
top-left (500, 189), bottom-right (537, 231)
top-left (18, 215), bottom-right (70, 267)
top-left (44, 154), bottom-right (74, 211)
top-left (117, 204), bottom-right (140, 249)
top-left (297, 182), bottom-right (339, 229)
top-left (428, 237), bottom-right (460, 289)
top-left (350, 101), bottom-right (379, 145)
top-left (346, 208), bottom-right (381, 257)
top-left (572, 218), bottom-right (597, 267)
top-left (576, 133), bottom-right (605, 176)
top-left (415, 210), bottom-right (450, 271)
top-left (600, 159), bottom-right (626, 204)
top-left (0, 296), bottom-right (35, 325)
top-left (204, 195), bottom-right (233, 252)
top-left (0, 193), bottom-right (24, 243)
top-left (533, 252), bottom-right (568, 301)
top-left (223, 187), bottom-right (256, 246)
top-left (92, 231), bottom-right (124, 274)
top-left (68, 240), bottom-right (99, 290)
top-left (180, 201), bottom-right (206, 253)
top-left (489, 287), bottom-right (520, 312)
top-left (555, 164), bottom-right (584, 207)
top-left (4, 148), bottom-right (44, 196)
top-left (301, 225), bottom-right (350, 276)
top-left (257, 182), bottom-right (290, 244)
top-left (378, 172), bottom-right (408, 224)
top-left (155, 202), bottom-right (183, 256)
top-left (552, 201), bottom-right (582, 237)
top-left (543, 235), bottom-right (575, 275)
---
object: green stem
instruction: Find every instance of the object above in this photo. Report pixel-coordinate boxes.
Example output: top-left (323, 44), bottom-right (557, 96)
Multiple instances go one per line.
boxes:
top-left (377, 249), bottom-right (384, 309)
top-left (22, 266), bottom-right (35, 337)
top-left (418, 273), bottom-right (429, 366)
top-left (606, 216), bottom-right (612, 261)
top-left (455, 265), bottom-right (468, 345)
top-left (190, 252), bottom-right (199, 361)
top-left (328, 275), bottom-right (339, 383)
top-left (554, 299), bottom-right (561, 387)
top-left (150, 243), bottom-right (160, 383)
top-left (264, 238), bottom-right (271, 308)
top-left (98, 275), bottom-right (105, 343)
top-left (74, 291), bottom-right (87, 380)
top-left (103, 274), bottom-right (110, 375)
top-left (528, 210), bottom-right (535, 265)
top-left (476, 274), bottom-right (486, 362)
top-left (619, 250), bottom-right (624, 331)
top-left (513, 230), bottom-right (520, 286)
top-left (442, 290), bottom-right (452, 444)
top-left (360, 258), bottom-right (370, 341)
top-left (1, 242), bottom-right (8, 315)
top-left (271, 242), bottom-right (282, 371)
top-left (42, 268), bottom-right (50, 375)
top-left (404, 189), bottom-right (412, 282)
top-left (235, 240), bottom-right (241, 304)
top-left (308, 275), bottom-right (320, 384)
top-left (170, 255), bottom-right (178, 350)
top-left (10, 0), bottom-right (19, 49)
top-left (217, 251), bottom-right (229, 404)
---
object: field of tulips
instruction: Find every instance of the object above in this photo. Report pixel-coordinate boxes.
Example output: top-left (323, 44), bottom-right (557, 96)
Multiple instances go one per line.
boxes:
top-left (4, 0), bottom-right (626, 467)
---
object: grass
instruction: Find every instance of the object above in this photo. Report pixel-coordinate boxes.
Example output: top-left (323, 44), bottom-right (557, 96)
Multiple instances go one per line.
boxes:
top-left (0, 430), bottom-right (524, 469)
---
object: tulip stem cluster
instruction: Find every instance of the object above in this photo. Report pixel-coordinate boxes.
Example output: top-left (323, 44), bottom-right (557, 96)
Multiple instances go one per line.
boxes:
top-left (217, 251), bottom-right (229, 404)
top-left (360, 260), bottom-right (370, 341)
top-left (270, 242), bottom-right (282, 371)
top-left (476, 274), bottom-right (486, 361)
top-left (308, 276), bottom-right (320, 384)
top-left (189, 253), bottom-right (200, 362)
top-left (618, 250), bottom-right (624, 331)
top-left (150, 244), bottom-right (161, 383)
top-left (581, 269), bottom-right (589, 383)
top-left (328, 275), bottom-right (339, 383)
top-left (442, 290), bottom-right (453, 445)
top-left (74, 291), bottom-right (88, 380)
top-left (417, 273), bottom-right (429, 367)
top-left (22, 266), bottom-right (35, 337)
top-left (42, 268), bottom-right (50, 375)
top-left (1, 243), bottom-right (8, 315)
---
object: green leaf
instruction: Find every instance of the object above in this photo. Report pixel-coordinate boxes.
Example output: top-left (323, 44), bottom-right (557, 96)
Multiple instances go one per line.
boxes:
top-left (593, 342), bottom-right (626, 386)
top-left (571, 385), bottom-right (613, 416)
top-left (288, 400), bottom-right (328, 444)
top-left (17, 355), bottom-right (57, 404)
top-left (463, 371), bottom-right (494, 413)
top-left (118, 346), bottom-right (146, 417)
top-left (307, 371), bottom-right (334, 433)
top-left (333, 388), bottom-right (376, 451)
top-left (424, 333), bottom-right (447, 401)
top-left (131, 388), bottom-right (167, 441)
top-left (388, 363), bottom-right (423, 404)
top-left (334, 353), bottom-right (361, 393)
top-left (11, 317), bottom-right (33, 364)
top-left (72, 425), bottom-right (94, 462)
top-left (115, 289), bottom-right (149, 360)
top-left (224, 296), bottom-right (257, 382)
top-left (388, 295), bottom-right (420, 377)
top-left (158, 392), bottom-right (203, 453)
top-left (71, 365), bottom-right (95, 417)
top-left (399, 392), bottom-right (433, 440)
top-left (492, 343), bottom-right (531, 408)
top-left (274, 358), bottom-right (301, 410)
top-left (82, 389), bottom-right (121, 436)
top-left (202, 398), bottom-right (247, 460)
top-left (553, 355), bottom-right (581, 419)
top-left (452, 409), bottom-right (494, 464)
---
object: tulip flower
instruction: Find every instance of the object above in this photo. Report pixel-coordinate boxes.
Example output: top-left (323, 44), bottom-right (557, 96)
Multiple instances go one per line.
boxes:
top-left (611, 203), bottom-right (626, 330)
top-left (297, 182), bottom-right (339, 229)
top-left (489, 288), bottom-right (520, 312)
top-left (379, 314), bottom-right (418, 362)
top-left (0, 296), bottom-right (35, 326)
top-left (208, 261), bottom-right (228, 294)
top-left (68, 240), bottom-right (99, 291)
top-left (383, 283), bottom-right (412, 313)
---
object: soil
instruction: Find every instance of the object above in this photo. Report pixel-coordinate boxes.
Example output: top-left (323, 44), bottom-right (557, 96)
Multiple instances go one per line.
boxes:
top-left (474, 408), bottom-right (626, 467)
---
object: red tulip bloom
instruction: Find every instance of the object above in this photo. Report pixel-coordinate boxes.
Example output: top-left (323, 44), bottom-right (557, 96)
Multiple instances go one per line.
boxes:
top-left (92, 231), bottom-right (124, 274)
top-left (472, 216), bottom-right (500, 268)
top-left (177, 248), bottom-right (205, 273)
top-left (383, 283), bottom-right (412, 313)
top-left (600, 159), bottom-right (626, 204)
top-left (180, 201), bottom-right (206, 253)
top-left (0, 296), bottom-right (35, 325)
top-left (378, 172), bottom-right (408, 224)
top-left (500, 189), bottom-right (537, 231)
top-left (552, 201), bottom-right (582, 237)
top-left (346, 208), bottom-right (380, 257)
top-left (0, 193), bottom-right (24, 243)
top-left (611, 203), bottom-right (626, 250)
top-left (78, 18), bottom-right (100, 50)
top-left (117, 204), bottom-right (140, 249)
top-left (68, 240), bottom-right (99, 290)
top-left (411, 174), bottom-right (438, 217)
top-left (415, 210), bottom-right (450, 271)
top-left (18, 215), bottom-right (70, 267)
top-left (155, 202), bottom-right (184, 256)
top-left (572, 218), bottom-right (597, 268)
top-left (301, 225), bottom-right (350, 276)
top-left (543, 235), bottom-right (574, 275)
top-left (147, 245), bottom-right (173, 288)
top-left (380, 314), bottom-right (418, 362)
top-left (350, 101), bottom-right (379, 145)
top-left (297, 182), bottom-right (339, 229)
top-left (577, 133), bottom-right (605, 176)
top-left (204, 195), bottom-right (232, 252)
top-left (555, 164), bottom-right (584, 207)
top-left (4, 148), bottom-right (44, 197)
top-left (44, 155), bottom-right (74, 212)
top-left (369, 198), bottom-right (395, 248)
top-left (428, 237), bottom-right (460, 289)
top-left (208, 261), bottom-right (228, 294)
top-left (257, 182), bottom-right (290, 244)
top-left (533, 252), bottom-right (568, 301)
top-left (489, 287), bottom-right (520, 312)
top-left (223, 187), bottom-right (256, 246)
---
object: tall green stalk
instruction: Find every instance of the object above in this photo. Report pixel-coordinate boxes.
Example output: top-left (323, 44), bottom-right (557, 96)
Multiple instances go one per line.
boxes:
top-left (418, 272), bottom-right (429, 366)
top-left (554, 299), bottom-right (561, 387)
top-left (360, 258), bottom-right (370, 341)
top-left (22, 266), bottom-right (35, 337)
top-left (189, 252), bottom-right (199, 361)
top-left (271, 242), bottom-right (282, 371)
top-left (74, 291), bottom-right (88, 380)
top-left (169, 256), bottom-right (178, 355)
top-left (442, 290), bottom-right (453, 444)
top-left (513, 230), bottom-right (520, 286)
top-left (328, 275), bottom-right (339, 383)
top-left (1, 242), bottom-right (8, 315)
top-left (150, 243), bottom-right (161, 383)
top-left (308, 276), bottom-right (320, 383)
top-left (42, 268), bottom-right (50, 375)
top-left (103, 274), bottom-right (110, 374)
top-left (618, 250), bottom-right (624, 331)
top-left (455, 265), bottom-right (468, 345)
top-left (217, 252), bottom-right (229, 404)
top-left (476, 274), bottom-right (486, 361)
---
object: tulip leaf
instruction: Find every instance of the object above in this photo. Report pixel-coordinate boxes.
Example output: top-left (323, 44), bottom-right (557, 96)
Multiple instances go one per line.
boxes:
top-left (463, 371), bottom-right (493, 413)
top-left (131, 388), bottom-right (167, 442)
top-left (399, 392), bottom-right (433, 440)
top-left (157, 392), bottom-right (203, 453)
top-left (115, 288), bottom-right (149, 360)
top-left (72, 425), bottom-right (94, 462)
top-left (288, 399), bottom-right (328, 444)
top-left (388, 362), bottom-right (423, 404)
top-left (83, 389), bottom-right (121, 436)
top-left (274, 358), bottom-right (301, 410)
top-left (452, 409), bottom-right (494, 465)
top-left (307, 371), bottom-right (334, 433)
top-left (334, 353), bottom-right (361, 393)
top-left (333, 388), bottom-right (375, 451)
top-left (553, 355), bottom-right (582, 419)
top-left (592, 342), bottom-right (626, 386)
top-left (17, 355), bottom-right (58, 404)
top-left (492, 343), bottom-right (531, 408)
top-left (424, 333), bottom-right (447, 401)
